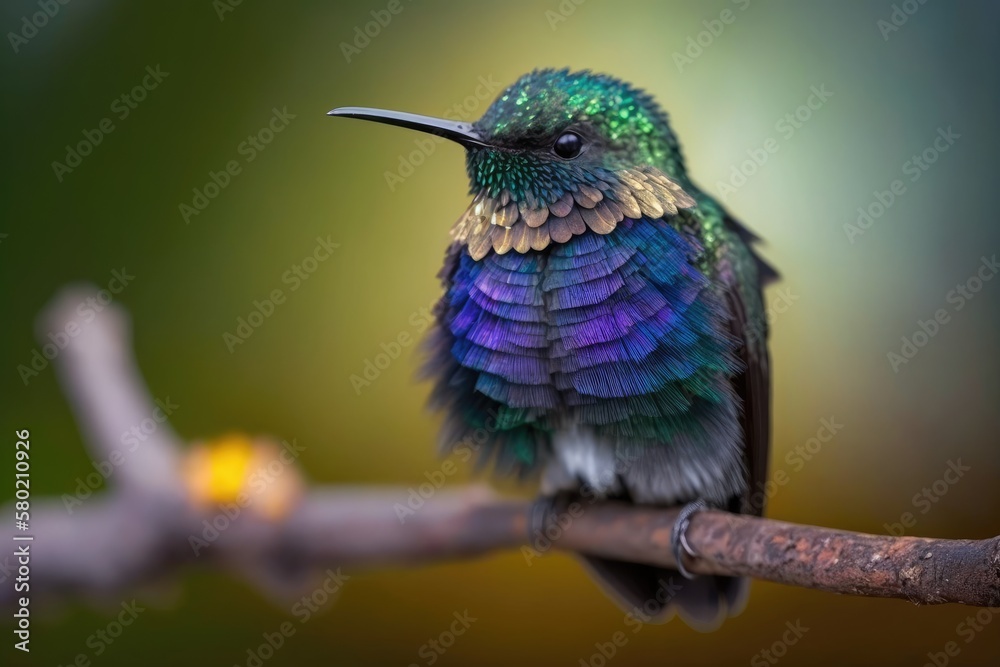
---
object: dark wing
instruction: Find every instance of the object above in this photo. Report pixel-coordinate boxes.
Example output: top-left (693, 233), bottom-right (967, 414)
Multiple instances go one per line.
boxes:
top-left (722, 215), bottom-right (776, 517)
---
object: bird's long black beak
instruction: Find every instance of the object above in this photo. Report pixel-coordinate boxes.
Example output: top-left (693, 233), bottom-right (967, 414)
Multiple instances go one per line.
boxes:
top-left (327, 106), bottom-right (489, 148)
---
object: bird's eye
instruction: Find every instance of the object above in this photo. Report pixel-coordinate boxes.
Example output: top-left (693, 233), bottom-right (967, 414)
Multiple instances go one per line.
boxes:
top-left (553, 131), bottom-right (583, 159)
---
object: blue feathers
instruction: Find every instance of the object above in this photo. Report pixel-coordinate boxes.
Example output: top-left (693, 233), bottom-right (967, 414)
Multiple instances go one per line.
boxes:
top-left (424, 218), bottom-right (741, 473)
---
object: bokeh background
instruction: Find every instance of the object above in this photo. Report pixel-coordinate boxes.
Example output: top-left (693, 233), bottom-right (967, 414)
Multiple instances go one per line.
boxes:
top-left (3, 0), bottom-right (1000, 665)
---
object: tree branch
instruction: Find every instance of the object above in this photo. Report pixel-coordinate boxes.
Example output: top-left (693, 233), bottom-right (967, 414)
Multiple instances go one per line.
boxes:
top-left (3, 285), bottom-right (998, 609)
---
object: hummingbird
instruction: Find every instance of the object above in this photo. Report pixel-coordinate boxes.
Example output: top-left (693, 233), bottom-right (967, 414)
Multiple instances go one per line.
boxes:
top-left (330, 69), bottom-right (776, 630)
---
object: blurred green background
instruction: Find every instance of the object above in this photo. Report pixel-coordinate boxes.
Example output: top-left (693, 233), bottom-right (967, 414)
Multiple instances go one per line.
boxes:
top-left (3, 0), bottom-right (1000, 665)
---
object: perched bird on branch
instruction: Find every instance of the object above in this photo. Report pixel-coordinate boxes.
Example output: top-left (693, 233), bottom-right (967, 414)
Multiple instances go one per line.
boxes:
top-left (330, 68), bottom-right (777, 630)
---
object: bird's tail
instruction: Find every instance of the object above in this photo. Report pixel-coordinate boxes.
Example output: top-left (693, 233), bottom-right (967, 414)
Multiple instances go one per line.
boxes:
top-left (579, 556), bottom-right (749, 631)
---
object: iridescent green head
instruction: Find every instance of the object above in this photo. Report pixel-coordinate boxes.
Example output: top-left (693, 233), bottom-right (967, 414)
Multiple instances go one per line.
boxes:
top-left (329, 70), bottom-right (697, 257)
top-left (467, 69), bottom-right (686, 200)
top-left (329, 69), bottom-right (687, 205)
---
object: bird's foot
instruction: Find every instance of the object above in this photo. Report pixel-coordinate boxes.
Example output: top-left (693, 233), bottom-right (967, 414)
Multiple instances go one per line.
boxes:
top-left (671, 499), bottom-right (709, 579)
top-left (528, 490), bottom-right (576, 547)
